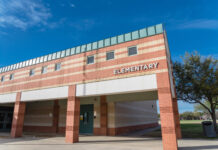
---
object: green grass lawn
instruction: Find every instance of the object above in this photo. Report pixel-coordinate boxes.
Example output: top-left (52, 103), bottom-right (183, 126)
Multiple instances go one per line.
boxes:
top-left (144, 120), bottom-right (218, 139)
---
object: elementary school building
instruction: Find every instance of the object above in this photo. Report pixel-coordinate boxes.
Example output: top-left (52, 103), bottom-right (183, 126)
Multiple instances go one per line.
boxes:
top-left (0, 24), bottom-right (181, 150)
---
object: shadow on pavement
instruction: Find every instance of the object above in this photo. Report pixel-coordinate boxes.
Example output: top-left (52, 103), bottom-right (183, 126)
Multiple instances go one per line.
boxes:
top-left (180, 145), bottom-right (218, 150)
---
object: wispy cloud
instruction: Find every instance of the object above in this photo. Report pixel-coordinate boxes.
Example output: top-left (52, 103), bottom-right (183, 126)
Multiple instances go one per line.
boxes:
top-left (0, 0), bottom-right (52, 30)
top-left (176, 19), bottom-right (218, 30)
top-left (70, 19), bottom-right (97, 31)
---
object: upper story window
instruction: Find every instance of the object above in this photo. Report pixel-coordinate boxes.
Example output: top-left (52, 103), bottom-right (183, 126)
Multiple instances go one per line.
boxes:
top-left (9, 74), bottom-right (14, 80)
top-left (106, 51), bottom-right (115, 60)
top-left (87, 55), bottom-right (94, 64)
top-left (41, 66), bottom-right (48, 74)
top-left (1, 76), bottom-right (5, 82)
top-left (55, 63), bottom-right (61, 71)
top-left (128, 46), bottom-right (137, 56)
top-left (29, 69), bottom-right (35, 76)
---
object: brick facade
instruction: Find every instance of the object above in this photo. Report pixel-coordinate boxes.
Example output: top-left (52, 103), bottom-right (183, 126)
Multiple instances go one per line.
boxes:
top-left (1, 30), bottom-right (180, 150)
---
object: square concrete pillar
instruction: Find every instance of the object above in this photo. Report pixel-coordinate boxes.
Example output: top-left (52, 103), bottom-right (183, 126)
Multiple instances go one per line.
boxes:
top-left (100, 96), bottom-right (108, 135)
top-left (11, 92), bottom-right (26, 138)
top-left (157, 72), bottom-right (178, 150)
top-left (65, 85), bottom-right (80, 143)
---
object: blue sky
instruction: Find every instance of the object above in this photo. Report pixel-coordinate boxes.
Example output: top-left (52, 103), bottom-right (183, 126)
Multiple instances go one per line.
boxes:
top-left (0, 0), bottom-right (217, 112)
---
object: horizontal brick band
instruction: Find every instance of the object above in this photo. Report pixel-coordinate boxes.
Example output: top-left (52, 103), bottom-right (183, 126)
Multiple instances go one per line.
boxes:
top-left (159, 106), bottom-right (173, 113)
top-left (66, 111), bottom-right (80, 116)
top-left (157, 87), bottom-right (171, 94)
top-left (65, 126), bottom-right (79, 131)
top-left (161, 127), bottom-right (176, 134)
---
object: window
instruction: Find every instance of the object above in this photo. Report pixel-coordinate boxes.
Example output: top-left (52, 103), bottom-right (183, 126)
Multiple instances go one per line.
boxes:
top-left (9, 74), bottom-right (14, 80)
top-left (41, 66), bottom-right (48, 74)
top-left (1, 76), bottom-right (5, 82)
top-left (55, 63), bottom-right (61, 71)
top-left (87, 55), bottom-right (94, 64)
top-left (29, 69), bottom-right (35, 76)
top-left (106, 51), bottom-right (114, 60)
top-left (128, 46), bottom-right (137, 56)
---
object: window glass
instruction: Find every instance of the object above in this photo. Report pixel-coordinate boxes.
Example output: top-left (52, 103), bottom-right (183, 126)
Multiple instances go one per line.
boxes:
top-left (128, 46), bottom-right (137, 56)
top-left (36, 57), bottom-right (40, 64)
top-left (29, 59), bottom-right (33, 65)
top-left (104, 38), bottom-right (110, 47)
top-left (71, 48), bottom-right (76, 55)
top-left (41, 66), bottom-right (48, 74)
top-left (16, 64), bottom-right (19, 69)
top-left (92, 42), bottom-right (98, 50)
top-left (29, 69), bottom-right (35, 76)
top-left (13, 64), bottom-right (16, 70)
top-left (52, 53), bottom-right (57, 60)
top-left (118, 35), bottom-right (124, 43)
top-left (9, 65), bottom-right (13, 71)
top-left (106, 51), bottom-right (114, 60)
top-left (132, 31), bottom-right (139, 40)
top-left (147, 26), bottom-right (155, 36)
top-left (76, 46), bottom-right (81, 54)
top-left (19, 62), bottom-right (22, 68)
top-left (139, 28), bottom-right (147, 38)
top-left (111, 36), bottom-right (117, 45)
top-left (124, 33), bottom-right (131, 41)
top-left (56, 51), bottom-right (61, 58)
top-left (40, 56), bottom-right (44, 63)
top-left (66, 49), bottom-right (70, 56)
top-left (61, 50), bottom-right (66, 57)
top-left (86, 43), bottom-right (92, 51)
top-left (80, 45), bottom-right (86, 52)
top-left (87, 55), bottom-right (94, 64)
top-left (32, 58), bottom-right (36, 64)
top-left (1, 76), bottom-right (5, 82)
top-left (55, 63), bottom-right (61, 71)
top-left (98, 40), bottom-right (104, 48)
top-left (156, 24), bottom-right (163, 34)
top-left (9, 74), bottom-right (14, 80)
top-left (44, 55), bottom-right (48, 62)
top-left (48, 54), bottom-right (52, 61)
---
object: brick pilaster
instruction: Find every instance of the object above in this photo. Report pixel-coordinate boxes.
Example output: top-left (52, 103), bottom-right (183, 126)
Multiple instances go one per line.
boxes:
top-left (53, 100), bottom-right (59, 133)
top-left (157, 72), bottom-right (178, 150)
top-left (65, 85), bottom-right (80, 143)
top-left (11, 92), bottom-right (26, 138)
top-left (173, 98), bottom-right (182, 139)
top-left (100, 96), bottom-right (108, 135)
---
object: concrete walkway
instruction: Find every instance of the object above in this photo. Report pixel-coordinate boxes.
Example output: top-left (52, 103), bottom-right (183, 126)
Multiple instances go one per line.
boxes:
top-left (0, 134), bottom-right (218, 150)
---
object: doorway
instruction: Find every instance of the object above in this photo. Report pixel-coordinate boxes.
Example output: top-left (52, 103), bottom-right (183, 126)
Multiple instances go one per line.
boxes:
top-left (79, 104), bottom-right (94, 134)
top-left (0, 107), bottom-right (13, 132)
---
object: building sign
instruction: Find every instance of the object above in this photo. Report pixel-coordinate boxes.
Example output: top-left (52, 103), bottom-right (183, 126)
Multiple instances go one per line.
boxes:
top-left (113, 62), bottom-right (159, 75)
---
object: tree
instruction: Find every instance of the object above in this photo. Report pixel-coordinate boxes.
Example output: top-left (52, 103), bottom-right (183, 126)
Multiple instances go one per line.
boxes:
top-left (173, 51), bottom-right (218, 132)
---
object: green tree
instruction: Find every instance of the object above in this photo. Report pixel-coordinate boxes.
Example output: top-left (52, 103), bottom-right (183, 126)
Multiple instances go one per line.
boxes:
top-left (173, 51), bottom-right (218, 132)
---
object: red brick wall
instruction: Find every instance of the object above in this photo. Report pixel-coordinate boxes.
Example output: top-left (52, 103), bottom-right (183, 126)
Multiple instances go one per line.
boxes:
top-left (0, 34), bottom-right (168, 94)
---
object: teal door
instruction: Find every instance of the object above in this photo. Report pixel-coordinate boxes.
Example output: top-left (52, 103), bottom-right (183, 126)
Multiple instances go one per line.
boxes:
top-left (79, 104), bottom-right (94, 134)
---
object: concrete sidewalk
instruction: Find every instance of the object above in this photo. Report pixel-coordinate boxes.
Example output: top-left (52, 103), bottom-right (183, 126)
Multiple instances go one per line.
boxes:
top-left (0, 134), bottom-right (218, 150)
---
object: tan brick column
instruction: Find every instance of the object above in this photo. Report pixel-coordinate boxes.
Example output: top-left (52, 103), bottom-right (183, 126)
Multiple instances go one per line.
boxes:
top-left (11, 92), bottom-right (26, 138)
top-left (157, 72), bottom-right (178, 150)
top-left (65, 85), bottom-right (80, 143)
top-left (100, 96), bottom-right (108, 135)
